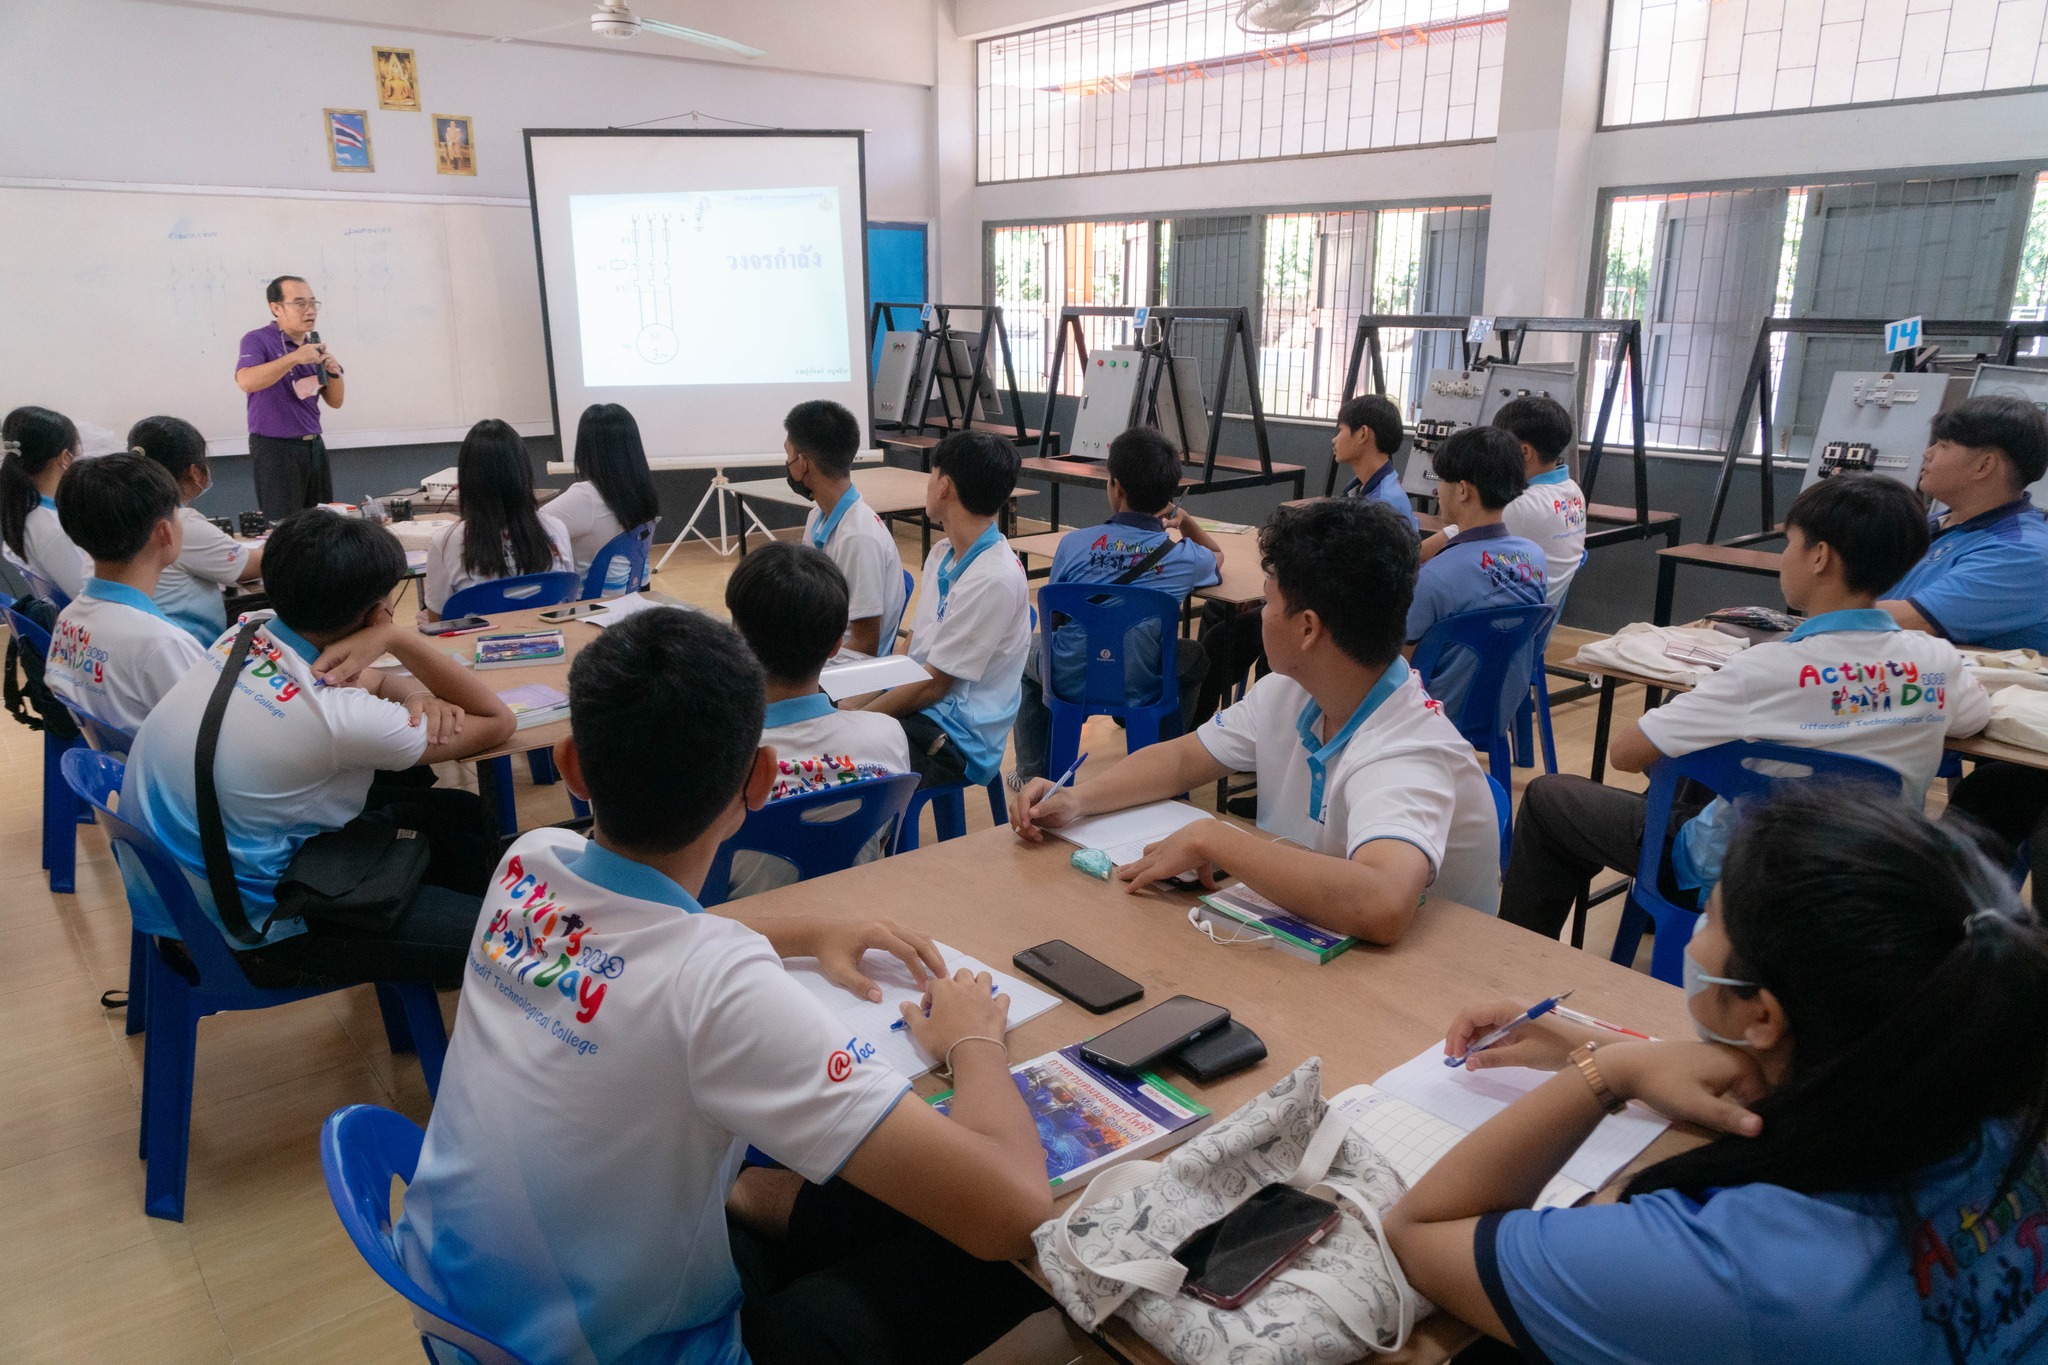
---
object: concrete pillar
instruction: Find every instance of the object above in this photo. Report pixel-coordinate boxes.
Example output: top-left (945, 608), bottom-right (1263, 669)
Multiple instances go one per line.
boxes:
top-left (931, 5), bottom-right (982, 304)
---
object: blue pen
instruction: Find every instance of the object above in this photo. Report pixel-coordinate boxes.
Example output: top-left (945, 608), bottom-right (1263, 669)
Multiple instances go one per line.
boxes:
top-left (1048, 751), bottom-right (1087, 794)
top-left (890, 982), bottom-right (999, 1030)
top-left (1445, 990), bottom-right (1574, 1067)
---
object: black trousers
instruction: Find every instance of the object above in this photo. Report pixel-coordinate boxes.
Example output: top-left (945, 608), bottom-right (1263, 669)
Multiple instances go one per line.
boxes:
top-left (895, 711), bottom-right (973, 790)
top-left (734, 1178), bottom-right (1049, 1365)
top-left (249, 433), bottom-right (333, 521)
top-left (1500, 774), bottom-right (1703, 939)
top-left (234, 782), bottom-right (498, 990)
top-left (1944, 760), bottom-right (2048, 914)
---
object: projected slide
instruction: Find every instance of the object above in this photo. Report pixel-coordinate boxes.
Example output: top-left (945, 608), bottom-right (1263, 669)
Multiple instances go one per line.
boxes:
top-left (568, 186), bottom-right (852, 388)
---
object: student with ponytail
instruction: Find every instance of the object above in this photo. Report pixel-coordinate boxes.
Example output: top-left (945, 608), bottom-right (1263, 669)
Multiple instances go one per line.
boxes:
top-left (422, 419), bottom-right (572, 620)
top-left (1, 405), bottom-right (91, 601)
top-left (127, 416), bottom-right (263, 644)
top-left (1387, 786), bottom-right (2048, 1364)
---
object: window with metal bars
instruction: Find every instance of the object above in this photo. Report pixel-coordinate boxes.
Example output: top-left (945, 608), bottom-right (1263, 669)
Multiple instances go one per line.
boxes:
top-left (976, 0), bottom-right (1509, 185)
top-left (987, 220), bottom-right (1156, 395)
top-left (1593, 169), bottom-right (2047, 457)
top-left (1604, 0), bottom-right (2048, 128)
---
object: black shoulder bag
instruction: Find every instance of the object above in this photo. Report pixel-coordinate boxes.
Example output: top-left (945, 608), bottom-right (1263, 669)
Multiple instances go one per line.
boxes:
top-left (195, 619), bottom-right (430, 947)
top-left (1112, 535), bottom-right (1178, 586)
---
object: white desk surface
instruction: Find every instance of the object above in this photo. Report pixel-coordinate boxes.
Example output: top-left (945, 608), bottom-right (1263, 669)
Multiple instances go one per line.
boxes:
top-left (544, 453), bottom-right (885, 476)
top-left (729, 465), bottom-right (1037, 515)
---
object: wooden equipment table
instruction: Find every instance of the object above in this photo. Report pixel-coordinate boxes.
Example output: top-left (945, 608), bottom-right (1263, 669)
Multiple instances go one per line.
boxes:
top-left (1653, 542), bottom-right (1784, 626)
top-left (725, 823), bottom-right (1701, 1365)
top-left (727, 465), bottom-right (1037, 558)
top-left (1007, 528), bottom-right (1268, 608)
top-left (1017, 453), bottom-right (1306, 532)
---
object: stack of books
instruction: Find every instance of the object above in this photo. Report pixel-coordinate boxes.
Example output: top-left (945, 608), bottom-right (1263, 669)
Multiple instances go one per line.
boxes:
top-left (1195, 883), bottom-right (1358, 964)
top-left (474, 629), bottom-right (565, 671)
top-left (496, 684), bottom-right (570, 729)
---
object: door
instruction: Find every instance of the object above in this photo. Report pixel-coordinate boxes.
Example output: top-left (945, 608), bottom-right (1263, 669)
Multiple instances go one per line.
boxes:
top-left (866, 221), bottom-right (928, 371)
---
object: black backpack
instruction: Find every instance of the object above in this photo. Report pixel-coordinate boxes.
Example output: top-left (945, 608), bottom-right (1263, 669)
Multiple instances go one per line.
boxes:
top-left (3, 595), bottom-right (80, 743)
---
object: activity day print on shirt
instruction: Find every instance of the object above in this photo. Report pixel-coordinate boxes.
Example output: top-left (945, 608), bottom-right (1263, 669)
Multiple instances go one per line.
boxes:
top-left (1796, 655), bottom-right (1952, 721)
top-left (1912, 1144), bottom-right (2048, 1363)
top-left (1475, 543), bottom-right (1542, 594)
top-left (477, 852), bottom-right (615, 1047)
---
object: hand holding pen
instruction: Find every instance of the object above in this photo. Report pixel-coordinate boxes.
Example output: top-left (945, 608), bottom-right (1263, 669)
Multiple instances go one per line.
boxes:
top-left (1444, 993), bottom-right (1659, 1071)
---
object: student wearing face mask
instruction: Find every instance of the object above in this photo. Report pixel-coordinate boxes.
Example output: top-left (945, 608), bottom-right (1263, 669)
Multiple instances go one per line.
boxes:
top-left (782, 400), bottom-right (908, 656)
top-left (127, 415), bottom-right (264, 645)
top-left (1386, 786), bottom-right (2048, 1365)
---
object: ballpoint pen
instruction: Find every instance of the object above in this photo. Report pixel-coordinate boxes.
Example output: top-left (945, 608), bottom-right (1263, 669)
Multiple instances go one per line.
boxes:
top-left (1446, 990), bottom-right (1574, 1067)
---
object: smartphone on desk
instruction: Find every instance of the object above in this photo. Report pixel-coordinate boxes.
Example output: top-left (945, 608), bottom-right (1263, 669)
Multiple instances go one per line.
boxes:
top-left (1013, 940), bottom-right (1143, 1014)
top-left (1173, 1184), bottom-right (1341, 1308)
top-left (1079, 994), bottom-right (1228, 1075)
top-left (540, 602), bottom-right (606, 623)
top-left (420, 615), bottom-right (491, 637)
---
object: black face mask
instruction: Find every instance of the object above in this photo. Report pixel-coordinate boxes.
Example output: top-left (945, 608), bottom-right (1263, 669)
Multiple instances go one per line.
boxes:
top-left (785, 462), bottom-right (812, 501)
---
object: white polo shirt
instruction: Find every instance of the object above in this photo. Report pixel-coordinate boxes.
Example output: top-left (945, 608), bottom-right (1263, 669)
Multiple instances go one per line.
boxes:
top-left (762, 692), bottom-right (914, 799)
top-left (11, 496), bottom-right (90, 601)
top-left (396, 829), bottom-right (910, 1365)
top-left (547, 481), bottom-right (632, 588)
top-left (1636, 609), bottom-right (1991, 889)
top-left (424, 512), bottom-right (574, 615)
top-left (1198, 661), bottom-right (1502, 914)
top-left (45, 579), bottom-right (207, 736)
top-left (906, 524), bottom-right (1031, 785)
top-left (153, 507), bottom-right (252, 644)
top-left (1503, 467), bottom-right (1587, 607)
top-left (121, 611), bottom-right (428, 944)
top-left (806, 488), bottom-right (910, 647)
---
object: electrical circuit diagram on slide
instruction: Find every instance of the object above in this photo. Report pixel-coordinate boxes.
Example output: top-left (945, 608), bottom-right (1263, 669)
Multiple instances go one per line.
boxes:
top-left (567, 186), bottom-right (852, 388)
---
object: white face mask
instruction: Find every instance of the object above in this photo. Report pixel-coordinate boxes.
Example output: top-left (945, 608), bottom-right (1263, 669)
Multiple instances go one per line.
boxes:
top-left (1683, 948), bottom-right (1759, 1047)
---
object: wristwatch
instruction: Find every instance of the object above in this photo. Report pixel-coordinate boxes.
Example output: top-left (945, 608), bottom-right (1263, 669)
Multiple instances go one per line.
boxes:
top-left (1570, 1042), bottom-right (1626, 1116)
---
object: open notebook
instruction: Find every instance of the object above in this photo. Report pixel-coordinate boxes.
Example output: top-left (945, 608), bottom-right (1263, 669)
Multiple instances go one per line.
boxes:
top-left (782, 943), bottom-right (1060, 1081)
top-left (1330, 1085), bottom-right (1593, 1210)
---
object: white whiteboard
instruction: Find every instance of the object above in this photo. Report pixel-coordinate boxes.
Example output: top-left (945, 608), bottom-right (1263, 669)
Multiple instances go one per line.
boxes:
top-left (0, 181), bottom-right (552, 456)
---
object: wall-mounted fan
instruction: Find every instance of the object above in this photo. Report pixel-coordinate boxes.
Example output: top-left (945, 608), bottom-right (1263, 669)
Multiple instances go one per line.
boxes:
top-left (1234, 0), bottom-right (1374, 34)
top-left (482, 2), bottom-right (763, 58)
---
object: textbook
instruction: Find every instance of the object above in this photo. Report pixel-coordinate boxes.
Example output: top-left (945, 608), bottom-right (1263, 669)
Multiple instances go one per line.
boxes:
top-left (497, 683), bottom-right (570, 729)
top-left (782, 943), bottom-right (1059, 1081)
top-left (1195, 882), bottom-right (1358, 964)
top-left (931, 1045), bottom-right (1214, 1191)
top-left (474, 629), bottom-right (565, 670)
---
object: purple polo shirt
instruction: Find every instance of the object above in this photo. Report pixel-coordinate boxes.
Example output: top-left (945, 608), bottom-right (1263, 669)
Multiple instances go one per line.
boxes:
top-left (237, 322), bottom-right (323, 439)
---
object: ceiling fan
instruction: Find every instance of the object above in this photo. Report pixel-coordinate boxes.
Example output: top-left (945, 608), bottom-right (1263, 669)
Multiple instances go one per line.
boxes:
top-left (480, 2), bottom-right (764, 59)
top-left (1234, 0), bottom-right (1374, 34)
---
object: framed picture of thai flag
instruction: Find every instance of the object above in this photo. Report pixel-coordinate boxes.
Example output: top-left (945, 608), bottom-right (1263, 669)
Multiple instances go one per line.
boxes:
top-left (325, 108), bottom-right (374, 172)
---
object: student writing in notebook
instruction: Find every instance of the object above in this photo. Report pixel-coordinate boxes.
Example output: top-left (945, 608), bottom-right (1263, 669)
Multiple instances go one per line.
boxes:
top-left (1011, 498), bottom-right (1501, 941)
top-left (1387, 788), bottom-right (2048, 1365)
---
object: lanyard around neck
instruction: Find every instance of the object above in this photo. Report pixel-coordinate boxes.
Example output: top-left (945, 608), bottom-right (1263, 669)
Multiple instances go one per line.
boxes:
top-left (1295, 657), bottom-right (1410, 823)
top-left (937, 523), bottom-right (1002, 618)
top-left (809, 486), bottom-right (861, 550)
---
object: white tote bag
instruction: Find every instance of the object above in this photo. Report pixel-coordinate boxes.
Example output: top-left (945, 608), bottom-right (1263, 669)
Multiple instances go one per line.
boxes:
top-left (1033, 1058), bottom-right (1432, 1365)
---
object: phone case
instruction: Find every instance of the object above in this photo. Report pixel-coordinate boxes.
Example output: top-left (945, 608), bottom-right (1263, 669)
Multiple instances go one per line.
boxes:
top-left (1012, 943), bottom-right (1143, 1014)
top-left (1173, 1020), bottom-right (1267, 1082)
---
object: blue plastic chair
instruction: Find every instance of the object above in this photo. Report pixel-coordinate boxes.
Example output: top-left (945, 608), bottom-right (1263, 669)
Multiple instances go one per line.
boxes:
top-left (1410, 604), bottom-right (1557, 779)
top-left (898, 776), bottom-right (1009, 852)
top-left (61, 749), bottom-right (448, 1221)
top-left (321, 1104), bottom-right (538, 1365)
top-left (65, 707), bottom-right (148, 1033)
top-left (1486, 773), bottom-right (1512, 877)
top-left (5, 602), bottom-right (87, 893)
top-left (1612, 740), bottom-right (1904, 984)
top-left (1034, 583), bottom-right (1185, 783)
top-left (893, 566), bottom-right (915, 651)
top-left (443, 572), bottom-right (584, 834)
top-left (698, 772), bottom-right (920, 906)
top-left (1509, 614), bottom-right (1563, 775)
top-left (20, 563), bottom-right (70, 608)
top-left (580, 521), bottom-right (656, 600)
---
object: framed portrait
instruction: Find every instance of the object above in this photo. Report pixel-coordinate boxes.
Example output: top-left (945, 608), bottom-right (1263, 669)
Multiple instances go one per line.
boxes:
top-left (433, 115), bottom-right (476, 176)
top-left (373, 45), bottom-right (420, 111)
top-left (325, 109), bottom-right (374, 172)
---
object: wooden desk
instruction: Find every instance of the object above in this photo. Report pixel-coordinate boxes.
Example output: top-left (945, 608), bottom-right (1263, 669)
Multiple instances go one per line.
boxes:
top-left (1945, 732), bottom-right (2048, 772)
top-left (727, 465), bottom-right (1038, 557)
top-left (1654, 542), bottom-right (1784, 626)
top-left (1019, 453), bottom-right (1306, 532)
top-left (1008, 528), bottom-right (1267, 608)
top-left (726, 824), bottom-right (1700, 1365)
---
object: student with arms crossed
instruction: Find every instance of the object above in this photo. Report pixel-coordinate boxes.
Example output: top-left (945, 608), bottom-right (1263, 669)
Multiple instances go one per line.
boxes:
top-left (123, 510), bottom-right (515, 987)
top-left (127, 415), bottom-right (263, 645)
top-left (1012, 426), bottom-right (1225, 781)
top-left (1012, 498), bottom-right (1501, 940)
top-left (1330, 393), bottom-right (1417, 533)
top-left (1500, 473), bottom-right (1990, 939)
top-left (0, 405), bottom-right (91, 601)
top-left (423, 418), bottom-right (573, 621)
top-left (862, 430), bottom-right (1031, 789)
top-left (550, 402), bottom-right (661, 592)
top-left (1404, 426), bottom-right (1547, 720)
top-left (784, 399), bottom-right (909, 656)
top-left (44, 453), bottom-right (206, 734)
top-left (1387, 788), bottom-right (2048, 1365)
top-left (395, 608), bottom-right (1054, 1365)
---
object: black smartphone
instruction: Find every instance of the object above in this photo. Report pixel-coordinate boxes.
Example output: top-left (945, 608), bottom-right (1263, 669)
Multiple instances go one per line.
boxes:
top-left (420, 615), bottom-right (491, 636)
top-left (1013, 940), bottom-right (1143, 1014)
top-left (539, 602), bottom-right (606, 623)
top-left (1173, 1184), bottom-right (1342, 1308)
top-left (1079, 994), bottom-right (1229, 1075)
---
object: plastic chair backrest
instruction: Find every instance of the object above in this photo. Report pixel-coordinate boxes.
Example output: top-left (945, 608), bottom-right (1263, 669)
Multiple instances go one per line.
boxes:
top-left (1410, 603), bottom-right (1556, 748)
top-left (699, 772), bottom-right (920, 906)
top-left (5, 602), bottom-right (52, 657)
top-left (1035, 582), bottom-right (1183, 710)
top-left (888, 567), bottom-right (915, 651)
top-left (580, 522), bottom-right (656, 600)
top-left (320, 1105), bottom-right (538, 1365)
top-left (1485, 773), bottom-right (1511, 875)
top-left (444, 571), bottom-right (583, 619)
top-left (70, 708), bottom-right (136, 760)
top-left (20, 565), bottom-right (68, 608)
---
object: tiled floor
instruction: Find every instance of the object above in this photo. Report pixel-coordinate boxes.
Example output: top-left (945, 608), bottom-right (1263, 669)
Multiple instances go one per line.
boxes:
top-left (0, 522), bottom-right (1656, 1362)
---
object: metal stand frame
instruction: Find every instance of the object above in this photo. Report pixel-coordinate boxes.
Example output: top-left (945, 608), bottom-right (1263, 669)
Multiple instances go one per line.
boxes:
top-left (654, 466), bottom-right (777, 568)
top-left (1704, 317), bottom-right (2048, 544)
top-left (868, 302), bottom-right (1030, 443)
top-left (1336, 313), bottom-right (1657, 537)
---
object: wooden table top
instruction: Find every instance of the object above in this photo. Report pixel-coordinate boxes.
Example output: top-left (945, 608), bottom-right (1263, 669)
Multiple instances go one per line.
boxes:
top-left (727, 465), bottom-right (1038, 516)
top-left (1657, 542), bottom-right (1785, 573)
top-left (726, 822), bottom-right (1700, 1364)
top-left (1008, 527), bottom-right (1268, 607)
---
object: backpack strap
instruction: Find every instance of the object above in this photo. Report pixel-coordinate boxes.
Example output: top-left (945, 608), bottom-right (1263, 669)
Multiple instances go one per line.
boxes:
top-left (195, 620), bottom-right (270, 948)
top-left (1110, 535), bottom-right (1177, 586)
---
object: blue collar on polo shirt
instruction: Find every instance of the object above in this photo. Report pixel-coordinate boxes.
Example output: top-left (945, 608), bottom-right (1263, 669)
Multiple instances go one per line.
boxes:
top-left (1785, 608), bottom-right (1901, 642)
top-left (263, 617), bottom-right (323, 667)
top-left (37, 494), bottom-right (55, 510)
top-left (1360, 461), bottom-right (1398, 496)
top-left (567, 839), bottom-right (703, 914)
top-left (1529, 466), bottom-right (1572, 486)
top-left (83, 577), bottom-right (175, 622)
top-left (1450, 521), bottom-right (1512, 544)
top-left (764, 692), bottom-right (838, 727)
top-left (809, 484), bottom-right (862, 549)
top-left (1936, 495), bottom-right (2037, 540)
top-left (1107, 511), bottom-right (1166, 532)
top-left (1294, 656), bottom-right (1410, 823)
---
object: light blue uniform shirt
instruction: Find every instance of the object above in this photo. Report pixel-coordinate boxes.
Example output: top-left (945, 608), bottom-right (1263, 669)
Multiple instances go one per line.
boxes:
top-left (1889, 496), bottom-right (2048, 651)
top-left (1044, 512), bottom-right (1221, 704)
top-left (1479, 1120), bottom-right (2048, 1365)
top-left (1344, 460), bottom-right (1419, 534)
top-left (1406, 523), bottom-right (1546, 722)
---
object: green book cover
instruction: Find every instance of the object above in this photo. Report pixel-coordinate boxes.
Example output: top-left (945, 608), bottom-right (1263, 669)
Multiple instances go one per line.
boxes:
top-left (1197, 884), bottom-right (1357, 964)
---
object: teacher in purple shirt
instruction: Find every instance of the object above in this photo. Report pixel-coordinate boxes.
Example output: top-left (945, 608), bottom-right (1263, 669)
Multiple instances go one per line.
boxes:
top-left (235, 274), bottom-right (345, 520)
